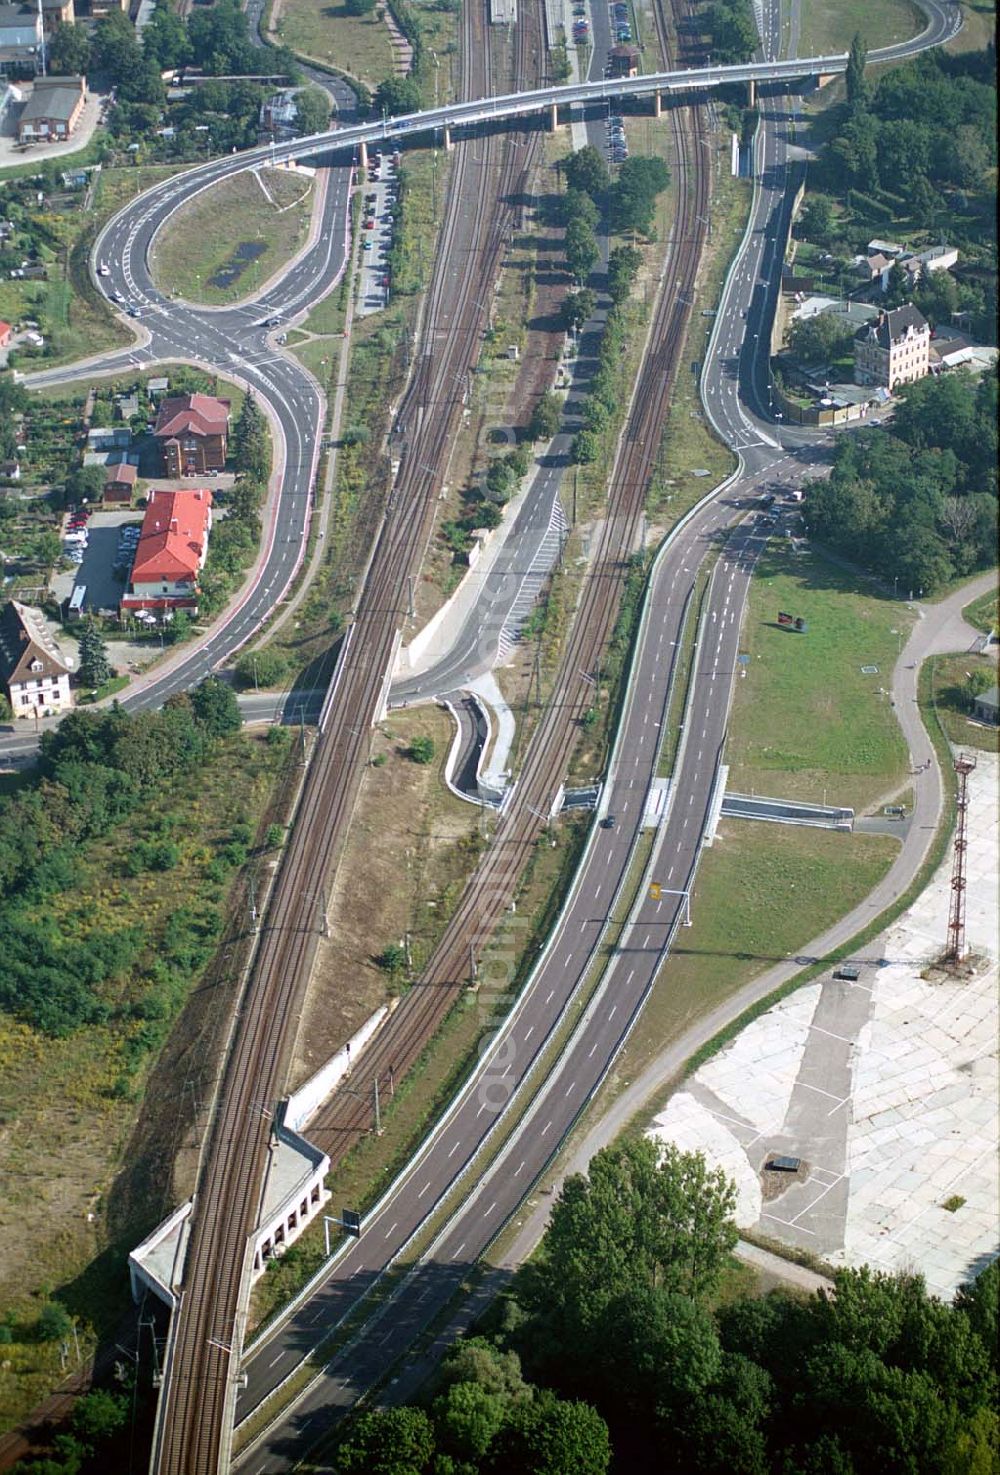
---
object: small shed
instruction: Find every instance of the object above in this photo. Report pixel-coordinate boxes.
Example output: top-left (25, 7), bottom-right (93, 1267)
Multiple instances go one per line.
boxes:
top-left (608, 44), bottom-right (640, 77)
top-left (103, 461), bottom-right (138, 504)
top-left (973, 684), bottom-right (999, 726)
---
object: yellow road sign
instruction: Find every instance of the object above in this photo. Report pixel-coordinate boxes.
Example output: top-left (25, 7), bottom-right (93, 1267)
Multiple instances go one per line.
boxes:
top-left (650, 882), bottom-right (662, 901)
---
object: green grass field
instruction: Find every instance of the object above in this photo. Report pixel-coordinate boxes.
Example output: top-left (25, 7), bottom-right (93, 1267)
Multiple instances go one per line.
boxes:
top-left (798, 0), bottom-right (924, 54)
top-left (617, 821), bottom-right (898, 1087)
top-left (726, 545), bottom-right (912, 811)
top-left (151, 169), bottom-right (314, 306)
top-left (273, 0), bottom-right (395, 84)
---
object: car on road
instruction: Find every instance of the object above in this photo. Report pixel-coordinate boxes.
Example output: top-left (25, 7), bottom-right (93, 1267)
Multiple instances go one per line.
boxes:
top-left (600, 814), bottom-right (616, 829)
top-left (128, 306), bottom-right (140, 318)
top-left (98, 263), bottom-right (110, 276)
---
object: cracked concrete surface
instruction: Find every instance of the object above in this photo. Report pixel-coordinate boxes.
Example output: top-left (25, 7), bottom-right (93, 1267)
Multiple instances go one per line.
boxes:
top-left (650, 753), bottom-right (998, 1297)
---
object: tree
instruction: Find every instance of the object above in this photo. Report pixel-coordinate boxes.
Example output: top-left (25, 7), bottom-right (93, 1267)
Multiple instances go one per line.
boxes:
top-left (71, 1389), bottom-right (129, 1440)
top-left (232, 392), bottom-right (269, 479)
top-left (527, 391), bottom-right (561, 443)
top-left (797, 194), bottom-right (835, 246)
top-left (295, 86), bottom-right (331, 135)
top-left (408, 735), bottom-right (435, 764)
top-left (845, 32), bottom-right (868, 108)
top-left (787, 312), bottom-right (854, 365)
top-left (433, 1380), bottom-right (509, 1462)
top-left (91, 9), bottom-right (140, 81)
top-left (48, 20), bottom-right (91, 75)
top-left (142, 3), bottom-right (192, 70)
top-left (706, 0), bottom-right (759, 64)
top-left (337, 1407), bottom-right (435, 1475)
top-left (376, 941), bottom-right (407, 975)
top-left (190, 677), bottom-right (241, 736)
top-left (561, 288), bottom-right (596, 332)
top-left (522, 1140), bottom-right (737, 1366)
top-left (608, 156), bottom-right (671, 236)
top-left (345, 0), bottom-right (377, 12)
top-left (571, 430), bottom-right (601, 465)
top-left (954, 1262), bottom-right (1000, 1373)
top-left (36, 1303), bottom-right (72, 1340)
top-left (78, 620), bottom-right (112, 689)
top-left (563, 146), bottom-right (609, 200)
top-left (375, 76), bottom-right (422, 117)
top-left (606, 244), bottom-right (642, 304)
top-left (560, 189), bottom-right (599, 230)
top-left (565, 218), bottom-right (598, 281)
top-left (490, 1393), bottom-right (611, 1475)
top-left (961, 667), bottom-right (993, 709)
top-left (234, 647), bottom-right (288, 689)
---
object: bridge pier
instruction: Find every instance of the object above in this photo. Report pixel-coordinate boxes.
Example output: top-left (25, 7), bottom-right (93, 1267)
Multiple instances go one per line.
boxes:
top-left (652, 89), bottom-right (662, 118)
top-left (747, 77), bottom-right (756, 106)
top-left (816, 72), bottom-right (836, 88)
top-left (358, 138), bottom-right (368, 171)
top-left (443, 123), bottom-right (453, 150)
top-left (549, 102), bottom-right (559, 132)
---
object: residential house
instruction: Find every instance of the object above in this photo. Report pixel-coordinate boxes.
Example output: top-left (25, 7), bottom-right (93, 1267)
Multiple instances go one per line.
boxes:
top-left (0, 599), bottom-right (73, 718)
top-left (853, 305), bottom-right (930, 391)
top-left (0, 4), bottom-right (43, 75)
top-left (153, 392), bottom-right (230, 477)
top-left (40, 0), bottom-right (74, 33)
top-left (121, 487), bottom-right (212, 613)
top-left (115, 390), bottom-right (139, 421)
top-left (0, 320), bottom-right (11, 348)
top-left (17, 75), bottom-right (87, 142)
top-left (103, 459), bottom-right (137, 504)
top-left (866, 239), bottom-right (905, 259)
top-left (0, 459), bottom-right (21, 480)
top-left (855, 251), bottom-right (894, 290)
top-left (146, 375), bottom-right (170, 399)
top-left (260, 90), bottom-right (299, 141)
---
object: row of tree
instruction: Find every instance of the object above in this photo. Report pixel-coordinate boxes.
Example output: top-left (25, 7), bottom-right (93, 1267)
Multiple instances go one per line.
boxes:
top-left (332, 1139), bottom-right (999, 1474)
top-left (803, 371), bottom-right (997, 592)
top-left (563, 146), bottom-right (672, 241)
top-left (0, 682), bottom-right (241, 1037)
top-left (704, 0), bottom-right (760, 65)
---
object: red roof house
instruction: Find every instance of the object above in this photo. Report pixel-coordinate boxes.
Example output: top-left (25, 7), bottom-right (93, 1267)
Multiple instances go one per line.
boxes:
top-left (153, 392), bottom-right (230, 477)
top-left (0, 321), bottom-right (12, 349)
top-left (121, 488), bottom-right (213, 613)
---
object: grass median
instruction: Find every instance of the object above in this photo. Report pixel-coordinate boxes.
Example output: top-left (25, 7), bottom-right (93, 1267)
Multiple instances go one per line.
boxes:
top-left (151, 169), bottom-right (315, 307)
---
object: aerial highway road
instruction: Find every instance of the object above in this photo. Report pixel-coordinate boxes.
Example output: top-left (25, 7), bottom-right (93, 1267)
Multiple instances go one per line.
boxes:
top-left (226, 1), bottom-right (965, 1466)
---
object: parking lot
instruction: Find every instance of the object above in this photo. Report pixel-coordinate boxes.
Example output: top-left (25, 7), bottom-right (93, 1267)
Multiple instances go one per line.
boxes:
top-left (50, 508), bottom-right (143, 618)
top-left (356, 152), bottom-right (397, 319)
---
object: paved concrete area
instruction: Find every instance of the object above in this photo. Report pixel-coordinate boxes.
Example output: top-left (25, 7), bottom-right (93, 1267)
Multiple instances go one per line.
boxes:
top-left (50, 509), bottom-right (143, 615)
top-left (650, 753), bottom-right (998, 1298)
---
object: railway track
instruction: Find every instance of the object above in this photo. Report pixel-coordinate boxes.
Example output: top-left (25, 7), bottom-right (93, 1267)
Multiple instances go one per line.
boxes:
top-left (306, 0), bottom-right (710, 1170)
top-left (150, 5), bottom-right (544, 1473)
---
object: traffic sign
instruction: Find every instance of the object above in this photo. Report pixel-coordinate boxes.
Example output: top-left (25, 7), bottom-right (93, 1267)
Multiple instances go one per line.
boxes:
top-left (650, 882), bottom-right (662, 901)
top-left (341, 1209), bottom-right (361, 1238)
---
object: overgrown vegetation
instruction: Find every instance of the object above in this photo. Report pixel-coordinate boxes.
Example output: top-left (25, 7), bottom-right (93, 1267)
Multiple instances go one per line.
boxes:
top-left (795, 41), bottom-right (996, 339)
top-left (0, 681), bottom-right (241, 1042)
top-left (804, 372), bottom-right (997, 592)
top-left (329, 1140), bottom-right (1000, 1475)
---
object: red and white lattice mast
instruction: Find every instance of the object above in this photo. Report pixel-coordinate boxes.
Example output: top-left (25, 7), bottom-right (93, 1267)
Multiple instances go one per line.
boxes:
top-left (944, 753), bottom-right (977, 965)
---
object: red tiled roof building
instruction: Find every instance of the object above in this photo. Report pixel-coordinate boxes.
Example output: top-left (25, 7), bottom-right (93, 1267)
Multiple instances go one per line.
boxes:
top-left (153, 392), bottom-right (230, 477)
top-left (121, 488), bottom-right (213, 613)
